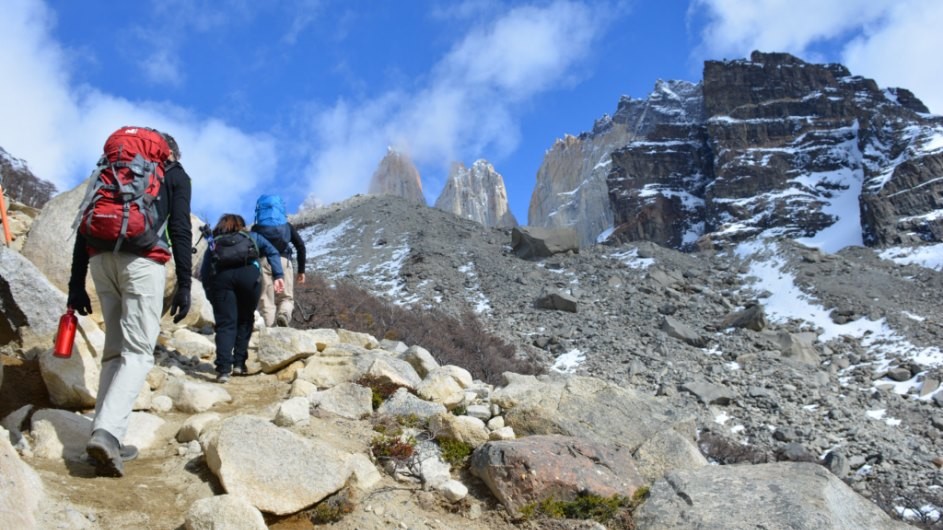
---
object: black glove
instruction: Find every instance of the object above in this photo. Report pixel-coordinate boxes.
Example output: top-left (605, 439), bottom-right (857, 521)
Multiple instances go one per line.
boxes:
top-left (67, 288), bottom-right (93, 315)
top-left (169, 289), bottom-right (191, 324)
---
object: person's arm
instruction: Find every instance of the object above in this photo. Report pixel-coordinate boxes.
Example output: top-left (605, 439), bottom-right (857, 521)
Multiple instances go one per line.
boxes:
top-left (253, 233), bottom-right (284, 279)
top-left (289, 223), bottom-right (306, 283)
top-left (166, 163), bottom-right (193, 291)
top-left (67, 234), bottom-right (93, 314)
top-left (165, 163), bottom-right (193, 323)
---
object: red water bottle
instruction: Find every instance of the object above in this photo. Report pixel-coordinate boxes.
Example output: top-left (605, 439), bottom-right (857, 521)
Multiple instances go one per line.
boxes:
top-left (53, 307), bottom-right (78, 358)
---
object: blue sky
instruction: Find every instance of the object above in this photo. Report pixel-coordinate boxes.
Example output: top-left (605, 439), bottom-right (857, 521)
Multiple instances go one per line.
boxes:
top-left (2, 0), bottom-right (941, 226)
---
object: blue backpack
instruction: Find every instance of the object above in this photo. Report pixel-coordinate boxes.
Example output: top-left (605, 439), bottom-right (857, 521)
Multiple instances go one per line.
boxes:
top-left (252, 194), bottom-right (292, 256)
top-left (254, 194), bottom-right (288, 226)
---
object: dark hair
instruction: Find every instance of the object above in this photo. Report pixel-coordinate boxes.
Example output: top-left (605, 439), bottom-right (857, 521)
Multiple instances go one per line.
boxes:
top-left (161, 132), bottom-right (180, 160)
top-left (213, 214), bottom-right (246, 236)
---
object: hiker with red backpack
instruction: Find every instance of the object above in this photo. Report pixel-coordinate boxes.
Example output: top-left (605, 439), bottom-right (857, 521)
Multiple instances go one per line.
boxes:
top-left (66, 126), bottom-right (192, 477)
top-left (251, 194), bottom-right (306, 327)
top-left (199, 213), bottom-right (285, 383)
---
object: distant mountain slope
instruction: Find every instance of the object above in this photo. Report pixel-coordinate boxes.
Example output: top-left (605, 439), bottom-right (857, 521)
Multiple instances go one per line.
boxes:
top-left (0, 147), bottom-right (56, 208)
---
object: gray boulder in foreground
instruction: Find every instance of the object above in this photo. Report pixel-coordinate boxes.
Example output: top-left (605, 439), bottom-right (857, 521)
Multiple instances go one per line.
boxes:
top-left (634, 462), bottom-right (913, 530)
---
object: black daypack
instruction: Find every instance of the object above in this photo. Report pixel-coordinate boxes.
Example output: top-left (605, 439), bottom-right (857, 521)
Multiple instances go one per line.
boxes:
top-left (212, 231), bottom-right (259, 269)
top-left (251, 223), bottom-right (292, 257)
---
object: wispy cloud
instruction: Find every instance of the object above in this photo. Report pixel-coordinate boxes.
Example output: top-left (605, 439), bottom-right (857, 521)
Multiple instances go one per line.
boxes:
top-left (300, 0), bottom-right (606, 206)
top-left (0, 0), bottom-right (276, 221)
top-left (692, 0), bottom-right (943, 113)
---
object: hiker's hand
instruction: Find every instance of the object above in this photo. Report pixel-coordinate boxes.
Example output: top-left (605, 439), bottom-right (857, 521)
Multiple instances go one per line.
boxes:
top-left (274, 278), bottom-right (285, 294)
top-left (67, 288), bottom-right (92, 316)
top-left (170, 289), bottom-right (191, 323)
top-left (296, 273), bottom-right (306, 284)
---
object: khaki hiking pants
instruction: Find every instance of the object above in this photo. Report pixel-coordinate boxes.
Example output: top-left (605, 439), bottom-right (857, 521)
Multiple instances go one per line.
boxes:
top-left (258, 255), bottom-right (294, 326)
top-left (89, 252), bottom-right (165, 442)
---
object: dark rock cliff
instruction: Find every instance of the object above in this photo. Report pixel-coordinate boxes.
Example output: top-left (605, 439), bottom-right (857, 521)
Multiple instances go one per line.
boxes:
top-left (547, 51), bottom-right (943, 251)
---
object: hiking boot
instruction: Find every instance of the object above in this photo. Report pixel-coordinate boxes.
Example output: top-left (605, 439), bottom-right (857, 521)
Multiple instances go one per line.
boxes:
top-left (276, 314), bottom-right (290, 327)
top-left (216, 371), bottom-right (231, 383)
top-left (233, 364), bottom-right (248, 376)
top-left (86, 429), bottom-right (124, 477)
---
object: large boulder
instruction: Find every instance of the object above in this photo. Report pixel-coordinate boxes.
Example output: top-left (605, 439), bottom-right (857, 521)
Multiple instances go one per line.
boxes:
top-left (0, 426), bottom-right (46, 529)
top-left (470, 434), bottom-right (645, 517)
top-left (511, 226), bottom-right (579, 259)
top-left (0, 247), bottom-right (67, 357)
top-left (634, 462), bottom-right (911, 530)
top-left (492, 373), bottom-right (694, 452)
top-left (37, 314), bottom-right (104, 408)
top-left (201, 415), bottom-right (352, 515)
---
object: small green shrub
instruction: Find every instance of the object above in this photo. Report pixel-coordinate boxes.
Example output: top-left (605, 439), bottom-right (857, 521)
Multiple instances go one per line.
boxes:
top-left (397, 413), bottom-right (424, 429)
top-left (356, 374), bottom-right (405, 410)
top-left (520, 492), bottom-right (632, 523)
top-left (438, 438), bottom-right (473, 467)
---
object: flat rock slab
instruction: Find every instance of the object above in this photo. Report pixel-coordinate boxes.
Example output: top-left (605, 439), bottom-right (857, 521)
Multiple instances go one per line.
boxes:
top-left (634, 462), bottom-right (912, 530)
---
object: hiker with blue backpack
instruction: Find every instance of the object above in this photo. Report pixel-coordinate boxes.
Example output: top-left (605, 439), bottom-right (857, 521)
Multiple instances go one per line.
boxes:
top-left (200, 213), bottom-right (285, 383)
top-left (251, 194), bottom-right (306, 327)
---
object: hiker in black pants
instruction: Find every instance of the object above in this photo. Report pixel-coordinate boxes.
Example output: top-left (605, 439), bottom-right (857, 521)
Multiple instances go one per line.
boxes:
top-left (200, 214), bottom-right (284, 383)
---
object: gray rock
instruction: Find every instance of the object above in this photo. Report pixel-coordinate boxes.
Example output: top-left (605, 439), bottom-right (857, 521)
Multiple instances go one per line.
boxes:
top-left (184, 494), bottom-right (267, 530)
top-left (493, 374), bottom-right (694, 452)
top-left (309, 382), bottom-right (373, 420)
top-left (202, 415), bottom-right (352, 515)
top-left (681, 381), bottom-right (736, 405)
top-left (534, 290), bottom-right (578, 313)
top-left (377, 387), bottom-right (447, 420)
top-left (0, 426), bottom-right (46, 529)
top-left (661, 316), bottom-right (707, 348)
top-left (511, 226), bottom-right (579, 259)
top-left (635, 462), bottom-right (911, 530)
top-left (470, 434), bottom-right (644, 517)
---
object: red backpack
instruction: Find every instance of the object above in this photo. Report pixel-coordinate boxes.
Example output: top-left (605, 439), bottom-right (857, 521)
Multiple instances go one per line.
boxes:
top-left (76, 126), bottom-right (170, 253)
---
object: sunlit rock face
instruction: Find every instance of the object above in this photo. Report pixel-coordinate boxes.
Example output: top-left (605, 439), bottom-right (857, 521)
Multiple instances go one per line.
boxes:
top-left (368, 148), bottom-right (426, 205)
top-left (529, 79), bottom-right (703, 247)
top-left (531, 51), bottom-right (943, 252)
top-left (434, 160), bottom-right (517, 229)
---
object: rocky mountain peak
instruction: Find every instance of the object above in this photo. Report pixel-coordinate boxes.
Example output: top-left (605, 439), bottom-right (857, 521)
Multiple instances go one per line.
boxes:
top-left (434, 159), bottom-right (517, 229)
top-left (529, 51), bottom-right (942, 252)
top-left (367, 148), bottom-right (426, 204)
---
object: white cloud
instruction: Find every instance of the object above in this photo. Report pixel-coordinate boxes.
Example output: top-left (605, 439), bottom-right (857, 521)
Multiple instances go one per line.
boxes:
top-left (300, 0), bottom-right (604, 205)
top-left (0, 0), bottom-right (276, 222)
top-left (143, 50), bottom-right (184, 87)
top-left (692, 0), bottom-right (943, 113)
top-left (841, 2), bottom-right (943, 114)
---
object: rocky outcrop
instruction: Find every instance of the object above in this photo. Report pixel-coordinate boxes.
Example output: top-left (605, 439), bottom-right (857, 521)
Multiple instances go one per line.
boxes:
top-left (531, 52), bottom-right (943, 251)
top-left (635, 462), bottom-right (911, 529)
top-left (368, 148), bottom-right (425, 204)
top-left (433, 160), bottom-right (517, 228)
top-left (528, 80), bottom-right (704, 246)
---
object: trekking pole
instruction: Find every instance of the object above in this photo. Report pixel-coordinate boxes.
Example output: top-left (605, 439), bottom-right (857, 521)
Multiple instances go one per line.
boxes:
top-left (0, 185), bottom-right (13, 246)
